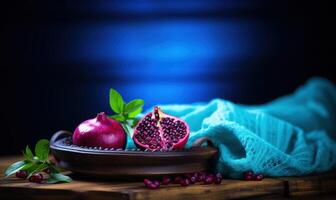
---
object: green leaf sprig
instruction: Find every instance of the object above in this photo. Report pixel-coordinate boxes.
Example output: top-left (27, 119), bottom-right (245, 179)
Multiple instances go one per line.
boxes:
top-left (4, 139), bottom-right (72, 183)
top-left (109, 89), bottom-right (144, 136)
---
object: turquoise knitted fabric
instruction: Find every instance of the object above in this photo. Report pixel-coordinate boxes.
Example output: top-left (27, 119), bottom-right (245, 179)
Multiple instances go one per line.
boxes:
top-left (127, 77), bottom-right (336, 178)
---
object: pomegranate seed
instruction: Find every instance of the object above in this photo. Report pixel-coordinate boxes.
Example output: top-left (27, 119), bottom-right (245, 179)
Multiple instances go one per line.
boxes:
top-left (204, 175), bottom-right (214, 184)
top-left (215, 172), bottom-right (222, 179)
top-left (196, 172), bottom-right (205, 181)
top-left (197, 173), bottom-right (206, 182)
top-left (15, 170), bottom-right (28, 179)
top-left (253, 174), bottom-right (264, 181)
top-left (153, 180), bottom-right (161, 187)
top-left (243, 171), bottom-right (254, 181)
top-left (161, 176), bottom-right (171, 185)
top-left (29, 173), bottom-right (43, 183)
top-left (147, 183), bottom-right (159, 189)
top-left (133, 107), bottom-right (190, 151)
top-left (189, 176), bottom-right (197, 184)
top-left (144, 179), bottom-right (151, 186)
top-left (243, 171), bottom-right (254, 177)
top-left (244, 174), bottom-right (253, 181)
top-left (214, 177), bottom-right (222, 184)
top-left (144, 179), bottom-right (160, 189)
top-left (173, 176), bottom-right (182, 184)
top-left (180, 178), bottom-right (190, 186)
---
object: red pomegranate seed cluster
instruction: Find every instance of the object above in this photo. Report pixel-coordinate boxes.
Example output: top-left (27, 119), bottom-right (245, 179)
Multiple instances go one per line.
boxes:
top-left (15, 170), bottom-right (28, 178)
top-left (243, 171), bottom-right (264, 181)
top-left (133, 107), bottom-right (190, 151)
top-left (15, 170), bottom-right (44, 183)
top-left (143, 172), bottom-right (223, 189)
top-left (28, 173), bottom-right (44, 183)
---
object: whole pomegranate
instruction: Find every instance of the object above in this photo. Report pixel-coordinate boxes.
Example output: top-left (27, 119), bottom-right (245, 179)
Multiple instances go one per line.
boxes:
top-left (133, 106), bottom-right (190, 151)
top-left (73, 112), bottom-right (126, 149)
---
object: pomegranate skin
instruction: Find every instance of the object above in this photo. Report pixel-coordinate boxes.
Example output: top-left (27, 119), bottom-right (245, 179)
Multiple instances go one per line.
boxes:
top-left (73, 112), bottom-right (126, 149)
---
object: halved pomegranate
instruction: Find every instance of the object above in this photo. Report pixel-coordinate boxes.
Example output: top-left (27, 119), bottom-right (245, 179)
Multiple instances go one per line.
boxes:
top-left (132, 106), bottom-right (190, 151)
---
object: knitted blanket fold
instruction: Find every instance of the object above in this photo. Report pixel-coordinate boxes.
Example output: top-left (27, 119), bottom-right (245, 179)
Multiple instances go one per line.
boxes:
top-left (128, 77), bottom-right (336, 178)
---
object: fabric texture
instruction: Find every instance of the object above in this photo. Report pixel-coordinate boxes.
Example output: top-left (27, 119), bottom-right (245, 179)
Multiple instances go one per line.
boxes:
top-left (127, 77), bottom-right (336, 178)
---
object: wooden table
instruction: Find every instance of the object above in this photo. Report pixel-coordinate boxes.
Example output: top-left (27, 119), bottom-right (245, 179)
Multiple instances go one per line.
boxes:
top-left (1, 156), bottom-right (336, 200)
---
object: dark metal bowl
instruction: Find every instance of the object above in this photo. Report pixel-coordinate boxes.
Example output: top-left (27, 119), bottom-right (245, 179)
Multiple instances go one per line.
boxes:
top-left (50, 130), bottom-right (218, 177)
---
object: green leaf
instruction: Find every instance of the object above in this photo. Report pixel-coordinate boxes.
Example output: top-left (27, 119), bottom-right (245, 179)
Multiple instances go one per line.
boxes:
top-left (48, 165), bottom-right (61, 174)
top-left (4, 161), bottom-right (28, 177)
top-left (21, 162), bottom-right (43, 176)
top-left (23, 162), bottom-right (40, 175)
top-left (110, 114), bottom-right (126, 122)
top-left (127, 107), bottom-right (143, 119)
top-left (23, 145), bottom-right (34, 160)
top-left (4, 138), bottom-right (72, 184)
top-left (21, 162), bottom-right (35, 171)
top-left (109, 89), bottom-right (125, 114)
top-left (35, 139), bottom-right (50, 161)
top-left (22, 151), bottom-right (28, 160)
top-left (46, 177), bottom-right (60, 184)
top-left (124, 99), bottom-right (144, 114)
top-left (27, 162), bottom-right (49, 177)
top-left (48, 173), bottom-right (72, 183)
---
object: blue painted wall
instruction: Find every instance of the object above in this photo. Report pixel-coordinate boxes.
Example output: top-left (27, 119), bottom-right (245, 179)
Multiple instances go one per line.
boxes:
top-left (2, 0), bottom-right (334, 154)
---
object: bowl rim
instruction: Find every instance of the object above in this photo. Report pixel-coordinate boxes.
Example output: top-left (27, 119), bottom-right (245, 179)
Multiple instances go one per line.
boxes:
top-left (50, 130), bottom-right (218, 158)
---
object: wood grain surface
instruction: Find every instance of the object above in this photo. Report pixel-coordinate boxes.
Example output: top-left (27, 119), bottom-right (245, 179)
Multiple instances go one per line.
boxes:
top-left (0, 155), bottom-right (336, 200)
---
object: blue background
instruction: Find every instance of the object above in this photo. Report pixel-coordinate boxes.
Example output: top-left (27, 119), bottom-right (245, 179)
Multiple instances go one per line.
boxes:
top-left (2, 0), bottom-right (334, 154)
